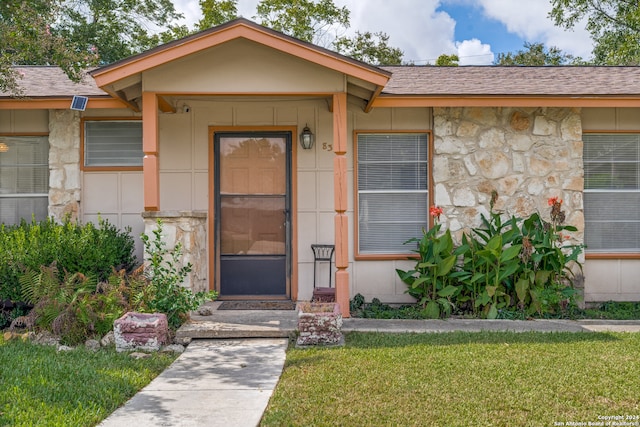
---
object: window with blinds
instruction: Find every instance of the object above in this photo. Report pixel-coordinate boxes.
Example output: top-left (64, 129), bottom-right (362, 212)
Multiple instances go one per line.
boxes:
top-left (356, 133), bottom-right (429, 255)
top-left (84, 121), bottom-right (143, 167)
top-left (584, 133), bottom-right (640, 253)
top-left (0, 136), bottom-right (49, 225)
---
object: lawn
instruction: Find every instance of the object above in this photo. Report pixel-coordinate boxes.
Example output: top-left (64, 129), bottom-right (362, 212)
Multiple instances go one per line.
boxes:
top-left (0, 337), bottom-right (177, 426)
top-left (262, 331), bottom-right (640, 427)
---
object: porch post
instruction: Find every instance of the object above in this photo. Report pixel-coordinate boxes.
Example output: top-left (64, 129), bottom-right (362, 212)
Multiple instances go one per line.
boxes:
top-left (332, 92), bottom-right (350, 317)
top-left (142, 92), bottom-right (160, 211)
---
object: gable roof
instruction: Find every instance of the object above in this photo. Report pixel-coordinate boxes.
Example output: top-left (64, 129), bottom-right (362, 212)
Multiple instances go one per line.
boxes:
top-left (90, 18), bottom-right (391, 111)
top-left (92, 18), bottom-right (390, 86)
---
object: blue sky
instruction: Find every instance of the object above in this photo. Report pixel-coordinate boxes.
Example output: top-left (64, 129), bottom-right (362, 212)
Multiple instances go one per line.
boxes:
top-left (174, 0), bottom-right (593, 65)
top-left (441, 2), bottom-right (526, 61)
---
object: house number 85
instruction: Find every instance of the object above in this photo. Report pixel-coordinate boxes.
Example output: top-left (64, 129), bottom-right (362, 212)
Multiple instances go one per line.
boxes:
top-left (322, 143), bottom-right (333, 151)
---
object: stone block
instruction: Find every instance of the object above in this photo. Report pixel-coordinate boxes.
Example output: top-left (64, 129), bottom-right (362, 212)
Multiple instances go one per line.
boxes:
top-left (296, 302), bottom-right (343, 347)
top-left (114, 312), bottom-right (169, 352)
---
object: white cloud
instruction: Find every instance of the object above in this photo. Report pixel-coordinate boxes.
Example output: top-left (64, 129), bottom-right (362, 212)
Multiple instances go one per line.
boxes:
top-left (337, 0), bottom-right (460, 64)
top-left (171, 0), bottom-right (593, 63)
top-left (477, 0), bottom-right (592, 59)
top-left (456, 39), bottom-right (494, 65)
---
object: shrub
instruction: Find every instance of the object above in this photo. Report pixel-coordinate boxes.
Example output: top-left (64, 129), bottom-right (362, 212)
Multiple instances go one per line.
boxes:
top-left (9, 220), bottom-right (216, 341)
top-left (0, 217), bottom-right (137, 302)
top-left (141, 219), bottom-right (217, 329)
top-left (15, 265), bottom-right (134, 345)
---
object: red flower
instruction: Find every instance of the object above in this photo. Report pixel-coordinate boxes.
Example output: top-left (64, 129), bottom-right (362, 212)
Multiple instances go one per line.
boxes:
top-left (548, 196), bottom-right (563, 206)
top-left (429, 206), bottom-right (443, 220)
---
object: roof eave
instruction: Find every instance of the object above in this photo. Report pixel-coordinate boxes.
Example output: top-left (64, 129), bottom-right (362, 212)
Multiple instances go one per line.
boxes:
top-left (0, 96), bottom-right (128, 110)
top-left (372, 94), bottom-right (640, 108)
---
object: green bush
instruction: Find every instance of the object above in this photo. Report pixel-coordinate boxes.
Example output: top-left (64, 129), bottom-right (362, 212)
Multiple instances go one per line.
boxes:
top-left (0, 217), bottom-right (137, 302)
top-left (141, 219), bottom-right (217, 329)
top-left (9, 220), bottom-right (216, 341)
top-left (15, 265), bottom-right (143, 345)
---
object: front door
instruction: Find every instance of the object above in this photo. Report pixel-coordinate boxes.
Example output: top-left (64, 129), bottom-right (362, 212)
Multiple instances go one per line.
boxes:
top-left (214, 132), bottom-right (291, 298)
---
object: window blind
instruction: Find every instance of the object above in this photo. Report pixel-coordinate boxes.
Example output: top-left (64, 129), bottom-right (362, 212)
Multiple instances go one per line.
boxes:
top-left (584, 133), bottom-right (640, 252)
top-left (84, 121), bottom-right (143, 167)
top-left (357, 133), bottom-right (428, 254)
top-left (0, 136), bottom-right (49, 225)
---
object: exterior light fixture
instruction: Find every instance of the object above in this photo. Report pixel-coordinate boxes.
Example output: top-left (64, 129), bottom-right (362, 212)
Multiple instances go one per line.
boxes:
top-left (0, 142), bottom-right (8, 153)
top-left (300, 124), bottom-right (315, 150)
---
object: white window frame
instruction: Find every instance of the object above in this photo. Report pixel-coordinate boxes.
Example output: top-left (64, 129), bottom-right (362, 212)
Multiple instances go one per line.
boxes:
top-left (583, 132), bottom-right (640, 254)
top-left (0, 135), bottom-right (49, 225)
top-left (83, 119), bottom-right (143, 169)
top-left (355, 131), bottom-right (431, 259)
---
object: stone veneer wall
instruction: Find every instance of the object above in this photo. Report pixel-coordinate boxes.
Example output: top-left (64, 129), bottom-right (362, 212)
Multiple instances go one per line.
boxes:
top-left (142, 211), bottom-right (208, 293)
top-left (433, 107), bottom-right (585, 253)
top-left (48, 109), bottom-right (81, 221)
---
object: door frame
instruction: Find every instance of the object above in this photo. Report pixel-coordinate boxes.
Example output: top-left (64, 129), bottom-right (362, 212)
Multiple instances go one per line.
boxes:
top-left (208, 126), bottom-right (299, 300)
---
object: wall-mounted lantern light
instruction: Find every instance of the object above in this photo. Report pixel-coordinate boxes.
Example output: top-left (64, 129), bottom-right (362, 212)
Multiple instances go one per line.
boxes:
top-left (0, 142), bottom-right (8, 153)
top-left (299, 124), bottom-right (315, 150)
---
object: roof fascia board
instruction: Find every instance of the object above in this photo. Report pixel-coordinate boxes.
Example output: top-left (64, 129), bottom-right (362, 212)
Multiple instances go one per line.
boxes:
top-left (92, 22), bottom-right (389, 89)
top-left (0, 97), bottom-right (127, 110)
top-left (372, 96), bottom-right (640, 108)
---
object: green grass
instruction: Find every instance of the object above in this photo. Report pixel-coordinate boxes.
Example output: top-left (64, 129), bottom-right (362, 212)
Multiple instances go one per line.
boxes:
top-left (0, 337), bottom-right (177, 426)
top-left (262, 332), bottom-right (640, 426)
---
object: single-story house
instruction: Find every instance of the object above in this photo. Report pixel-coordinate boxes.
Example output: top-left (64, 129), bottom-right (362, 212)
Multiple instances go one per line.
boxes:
top-left (2, 18), bottom-right (639, 317)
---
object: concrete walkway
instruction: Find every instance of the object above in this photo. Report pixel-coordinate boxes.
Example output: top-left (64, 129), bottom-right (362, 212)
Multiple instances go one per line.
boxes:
top-left (100, 303), bottom-right (640, 427)
top-left (99, 338), bottom-right (288, 427)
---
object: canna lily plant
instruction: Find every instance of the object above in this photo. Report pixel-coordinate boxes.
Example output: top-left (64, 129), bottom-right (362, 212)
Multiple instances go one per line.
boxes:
top-left (397, 193), bottom-right (584, 319)
top-left (396, 206), bottom-right (462, 319)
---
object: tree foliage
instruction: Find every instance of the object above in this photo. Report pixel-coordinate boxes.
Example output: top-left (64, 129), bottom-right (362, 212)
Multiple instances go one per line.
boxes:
top-left (55, 0), bottom-right (184, 65)
top-left (550, 0), bottom-right (640, 64)
top-left (435, 54), bottom-right (459, 66)
top-left (255, 0), bottom-right (350, 46)
top-left (0, 0), bottom-right (91, 95)
top-left (198, 0), bottom-right (238, 31)
top-left (1, 0), bottom-right (186, 94)
top-left (254, 0), bottom-right (403, 65)
top-left (495, 42), bottom-right (582, 65)
top-left (2, 0), bottom-right (403, 95)
top-left (333, 31), bottom-right (403, 65)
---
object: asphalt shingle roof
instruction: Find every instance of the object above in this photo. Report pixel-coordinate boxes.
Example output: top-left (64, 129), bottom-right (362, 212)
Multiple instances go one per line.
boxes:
top-left (379, 66), bottom-right (640, 96)
top-left (1, 66), bottom-right (106, 98)
top-left (6, 65), bottom-right (640, 99)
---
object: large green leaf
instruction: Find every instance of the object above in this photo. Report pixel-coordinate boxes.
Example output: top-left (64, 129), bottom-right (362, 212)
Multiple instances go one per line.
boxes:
top-left (411, 277), bottom-right (429, 288)
top-left (470, 272), bottom-right (485, 283)
top-left (487, 304), bottom-right (498, 319)
top-left (418, 262), bottom-right (437, 269)
top-left (498, 262), bottom-right (521, 282)
top-left (535, 270), bottom-right (552, 287)
top-left (475, 291), bottom-right (491, 307)
top-left (486, 234), bottom-right (502, 252)
top-left (437, 255), bottom-right (457, 276)
top-left (486, 285), bottom-right (497, 297)
top-left (500, 244), bottom-right (522, 262)
top-left (423, 301), bottom-right (440, 319)
top-left (438, 285), bottom-right (458, 297)
top-left (515, 278), bottom-right (530, 303)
